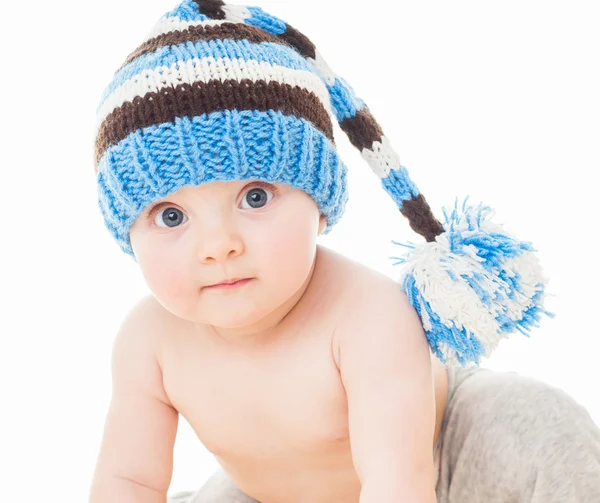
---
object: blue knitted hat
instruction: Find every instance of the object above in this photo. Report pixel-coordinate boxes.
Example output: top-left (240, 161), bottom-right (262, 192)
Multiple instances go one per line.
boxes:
top-left (94, 0), bottom-right (554, 366)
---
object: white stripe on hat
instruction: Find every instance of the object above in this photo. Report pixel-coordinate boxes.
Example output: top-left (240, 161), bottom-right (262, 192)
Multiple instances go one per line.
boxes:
top-left (311, 49), bottom-right (337, 86)
top-left (96, 56), bottom-right (333, 131)
top-left (360, 135), bottom-right (402, 179)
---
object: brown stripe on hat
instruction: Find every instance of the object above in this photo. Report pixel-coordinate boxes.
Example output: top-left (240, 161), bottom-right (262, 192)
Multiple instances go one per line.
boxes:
top-left (338, 107), bottom-right (384, 151)
top-left (279, 24), bottom-right (316, 60)
top-left (194, 0), bottom-right (227, 20)
top-left (120, 23), bottom-right (285, 72)
top-left (94, 78), bottom-right (334, 171)
top-left (400, 194), bottom-right (445, 242)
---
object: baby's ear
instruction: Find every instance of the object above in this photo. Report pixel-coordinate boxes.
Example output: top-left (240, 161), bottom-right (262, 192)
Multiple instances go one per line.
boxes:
top-left (318, 214), bottom-right (326, 236)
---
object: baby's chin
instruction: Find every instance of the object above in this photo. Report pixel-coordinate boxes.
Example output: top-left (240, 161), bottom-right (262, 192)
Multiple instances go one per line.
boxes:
top-left (180, 300), bottom-right (280, 332)
top-left (154, 283), bottom-right (299, 337)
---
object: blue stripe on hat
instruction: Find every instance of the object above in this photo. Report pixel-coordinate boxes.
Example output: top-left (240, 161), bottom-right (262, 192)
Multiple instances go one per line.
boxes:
top-left (327, 76), bottom-right (366, 122)
top-left (162, 0), bottom-right (209, 22)
top-left (244, 6), bottom-right (287, 36)
top-left (381, 166), bottom-right (421, 210)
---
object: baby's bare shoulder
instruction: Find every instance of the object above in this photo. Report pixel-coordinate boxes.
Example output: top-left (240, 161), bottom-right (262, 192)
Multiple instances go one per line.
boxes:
top-left (320, 246), bottom-right (401, 300)
top-left (126, 294), bottom-right (184, 335)
top-left (122, 294), bottom-right (189, 358)
top-left (320, 248), bottom-right (408, 360)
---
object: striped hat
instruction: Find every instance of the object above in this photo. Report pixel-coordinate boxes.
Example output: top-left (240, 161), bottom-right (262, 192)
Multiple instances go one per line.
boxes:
top-left (94, 0), bottom-right (438, 257)
top-left (94, 0), bottom-right (553, 366)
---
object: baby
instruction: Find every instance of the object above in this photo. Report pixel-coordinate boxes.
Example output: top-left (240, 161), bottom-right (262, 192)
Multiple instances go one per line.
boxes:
top-left (89, 1), bottom-right (599, 502)
top-left (92, 185), bottom-right (448, 502)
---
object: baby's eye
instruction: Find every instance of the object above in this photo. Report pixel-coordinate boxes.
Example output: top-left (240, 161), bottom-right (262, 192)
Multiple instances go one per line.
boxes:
top-left (240, 186), bottom-right (274, 210)
top-left (154, 207), bottom-right (188, 228)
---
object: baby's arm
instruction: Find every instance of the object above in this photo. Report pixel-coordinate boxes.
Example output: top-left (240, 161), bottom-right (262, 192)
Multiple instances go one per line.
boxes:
top-left (89, 296), bottom-right (178, 503)
top-left (336, 281), bottom-right (438, 503)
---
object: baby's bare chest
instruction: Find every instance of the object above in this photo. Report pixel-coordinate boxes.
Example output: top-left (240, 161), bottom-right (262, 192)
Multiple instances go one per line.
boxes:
top-left (161, 328), bottom-right (350, 460)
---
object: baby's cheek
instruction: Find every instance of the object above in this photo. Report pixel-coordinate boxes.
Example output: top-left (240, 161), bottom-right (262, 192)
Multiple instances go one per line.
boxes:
top-left (266, 233), bottom-right (315, 286)
top-left (144, 259), bottom-right (191, 304)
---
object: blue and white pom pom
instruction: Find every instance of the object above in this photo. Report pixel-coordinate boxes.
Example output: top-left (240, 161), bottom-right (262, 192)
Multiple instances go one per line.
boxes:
top-left (390, 196), bottom-right (555, 367)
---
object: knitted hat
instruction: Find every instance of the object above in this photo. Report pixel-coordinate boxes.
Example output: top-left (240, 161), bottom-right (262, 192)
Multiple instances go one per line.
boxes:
top-left (94, 0), bottom-right (554, 366)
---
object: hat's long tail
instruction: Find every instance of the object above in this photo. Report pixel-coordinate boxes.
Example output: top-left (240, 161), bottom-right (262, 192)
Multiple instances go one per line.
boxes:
top-left (190, 0), bottom-right (445, 242)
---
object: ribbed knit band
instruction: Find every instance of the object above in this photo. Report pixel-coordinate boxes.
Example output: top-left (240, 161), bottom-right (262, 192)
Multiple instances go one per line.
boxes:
top-left (97, 109), bottom-right (347, 256)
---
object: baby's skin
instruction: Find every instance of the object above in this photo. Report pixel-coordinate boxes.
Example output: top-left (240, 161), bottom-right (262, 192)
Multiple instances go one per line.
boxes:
top-left (90, 182), bottom-right (449, 503)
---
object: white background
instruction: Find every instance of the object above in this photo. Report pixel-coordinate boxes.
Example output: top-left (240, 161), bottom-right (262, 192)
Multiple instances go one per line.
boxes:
top-left (1, 0), bottom-right (599, 501)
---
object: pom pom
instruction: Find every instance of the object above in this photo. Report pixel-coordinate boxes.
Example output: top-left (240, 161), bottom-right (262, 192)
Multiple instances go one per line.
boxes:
top-left (390, 196), bottom-right (555, 367)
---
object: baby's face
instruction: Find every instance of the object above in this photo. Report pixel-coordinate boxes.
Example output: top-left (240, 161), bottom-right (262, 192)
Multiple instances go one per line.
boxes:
top-left (129, 180), bottom-right (326, 336)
